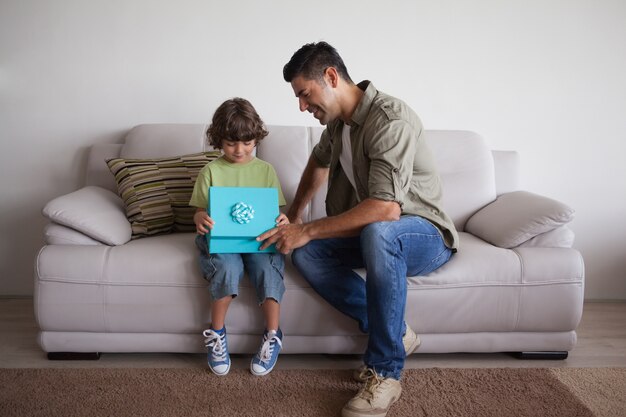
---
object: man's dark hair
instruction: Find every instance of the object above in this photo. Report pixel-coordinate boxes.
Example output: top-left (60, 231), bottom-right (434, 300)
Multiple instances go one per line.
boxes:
top-left (283, 41), bottom-right (353, 84)
top-left (206, 98), bottom-right (268, 149)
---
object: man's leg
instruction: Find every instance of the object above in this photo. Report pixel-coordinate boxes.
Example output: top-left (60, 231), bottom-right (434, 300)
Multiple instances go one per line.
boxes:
top-left (291, 237), bottom-right (369, 332)
top-left (360, 216), bottom-right (452, 380)
top-left (341, 217), bottom-right (452, 417)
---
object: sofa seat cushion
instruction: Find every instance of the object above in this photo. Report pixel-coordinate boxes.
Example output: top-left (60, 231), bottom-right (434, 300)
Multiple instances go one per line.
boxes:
top-left (346, 232), bottom-right (583, 334)
top-left (36, 232), bottom-right (584, 338)
top-left (404, 233), bottom-right (584, 334)
top-left (36, 233), bottom-right (206, 333)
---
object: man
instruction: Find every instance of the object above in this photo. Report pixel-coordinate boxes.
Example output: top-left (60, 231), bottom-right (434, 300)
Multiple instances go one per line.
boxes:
top-left (259, 41), bottom-right (459, 417)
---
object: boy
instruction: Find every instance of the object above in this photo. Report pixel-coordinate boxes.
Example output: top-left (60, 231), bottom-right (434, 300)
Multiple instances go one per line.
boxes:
top-left (190, 98), bottom-right (289, 376)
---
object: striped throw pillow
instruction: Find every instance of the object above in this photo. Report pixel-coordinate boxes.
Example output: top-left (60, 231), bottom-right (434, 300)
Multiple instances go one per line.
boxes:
top-left (107, 151), bottom-right (221, 239)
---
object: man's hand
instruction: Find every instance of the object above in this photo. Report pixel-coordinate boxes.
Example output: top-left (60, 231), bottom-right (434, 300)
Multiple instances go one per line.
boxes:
top-left (257, 199), bottom-right (401, 253)
top-left (257, 224), bottom-right (311, 254)
top-left (288, 215), bottom-right (303, 224)
top-left (194, 210), bottom-right (214, 235)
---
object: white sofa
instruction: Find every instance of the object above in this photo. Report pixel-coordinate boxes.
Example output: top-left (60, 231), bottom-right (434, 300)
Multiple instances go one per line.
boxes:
top-left (35, 124), bottom-right (584, 359)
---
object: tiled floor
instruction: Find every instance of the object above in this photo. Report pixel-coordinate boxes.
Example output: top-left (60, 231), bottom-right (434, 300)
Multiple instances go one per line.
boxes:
top-left (1, 298), bottom-right (624, 369)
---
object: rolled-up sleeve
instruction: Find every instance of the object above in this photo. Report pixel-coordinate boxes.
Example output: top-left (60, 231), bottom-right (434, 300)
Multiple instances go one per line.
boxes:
top-left (312, 128), bottom-right (333, 167)
top-left (367, 120), bottom-right (420, 207)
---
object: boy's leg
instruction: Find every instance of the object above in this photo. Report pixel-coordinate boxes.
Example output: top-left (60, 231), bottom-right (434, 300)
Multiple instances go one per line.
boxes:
top-left (210, 296), bottom-right (233, 330)
top-left (195, 235), bottom-right (245, 376)
top-left (195, 235), bottom-right (245, 311)
top-left (242, 252), bottom-right (286, 309)
top-left (262, 298), bottom-right (280, 332)
top-left (243, 253), bottom-right (285, 376)
top-left (203, 252), bottom-right (243, 329)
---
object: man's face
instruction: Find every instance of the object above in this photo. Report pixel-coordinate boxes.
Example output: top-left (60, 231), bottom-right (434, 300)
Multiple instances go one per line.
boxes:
top-left (290, 74), bottom-right (340, 125)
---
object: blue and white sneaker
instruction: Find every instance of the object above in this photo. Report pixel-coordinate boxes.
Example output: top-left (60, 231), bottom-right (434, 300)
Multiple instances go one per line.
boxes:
top-left (250, 329), bottom-right (283, 376)
top-left (203, 328), bottom-right (230, 376)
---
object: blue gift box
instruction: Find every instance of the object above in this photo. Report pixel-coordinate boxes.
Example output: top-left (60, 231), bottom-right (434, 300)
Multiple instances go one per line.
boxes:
top-left (207, 186), bottom-right (279, 253)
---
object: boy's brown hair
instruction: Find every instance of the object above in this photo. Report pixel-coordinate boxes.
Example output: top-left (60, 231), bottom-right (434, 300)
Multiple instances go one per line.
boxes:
top-left (206, 98), bottom-right (269, 149)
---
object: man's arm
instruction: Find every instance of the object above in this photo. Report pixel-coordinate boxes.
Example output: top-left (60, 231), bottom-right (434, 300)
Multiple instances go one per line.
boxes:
top-left (258, 198), bottom-right (401, 254)
top-left (287, 154), bottom-right (330, 223)
top-left (303, 198), bottom-right (400, 238)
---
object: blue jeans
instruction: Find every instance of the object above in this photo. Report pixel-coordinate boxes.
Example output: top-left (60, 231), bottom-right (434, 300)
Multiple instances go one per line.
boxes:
top-left (195, 235), bottom-right (285, 304)
top-left (291, 215), bottom-right (452, 380)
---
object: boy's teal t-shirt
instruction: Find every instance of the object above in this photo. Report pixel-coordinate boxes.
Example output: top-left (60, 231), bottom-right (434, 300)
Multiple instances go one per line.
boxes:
top-left (189, 156), bottom-right (286, 209)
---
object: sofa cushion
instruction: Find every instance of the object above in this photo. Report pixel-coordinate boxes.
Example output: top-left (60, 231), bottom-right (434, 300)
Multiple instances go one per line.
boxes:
top-left (465, 191), bottom-right (575, 248)
top-left (516, 225), bottom-right (575, 248)
top-left (106, 151), bottom-right (221, 239)
top-left (44, 223), bottom-right (103, 245)
top-left (42, 186), bottom-right (131, 245)
top-left (121, 124), bottom-right (212, 159)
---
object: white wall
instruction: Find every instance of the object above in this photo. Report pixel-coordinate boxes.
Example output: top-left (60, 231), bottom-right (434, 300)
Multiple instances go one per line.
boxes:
top-left (1, 0), bottom-right (625, 299)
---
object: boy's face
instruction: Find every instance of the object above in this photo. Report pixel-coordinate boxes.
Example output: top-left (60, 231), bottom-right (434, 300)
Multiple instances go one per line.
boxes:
top-left (221, 139), bottom-right (255, 164)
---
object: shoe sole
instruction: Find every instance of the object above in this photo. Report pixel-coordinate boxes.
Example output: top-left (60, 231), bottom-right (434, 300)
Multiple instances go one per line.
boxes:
top-left (250, 362), bottom-right (276, 376)
top-left (209, 362), bottom-right (231, 376)
top-left (341, 393), bottom-right (401, 417)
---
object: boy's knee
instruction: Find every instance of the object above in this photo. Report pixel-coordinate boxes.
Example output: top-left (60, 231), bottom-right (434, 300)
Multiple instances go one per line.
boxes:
top-left (258, 287), bottom-right (285, 305)
top-left (245, 254), bottom-right (284, 281)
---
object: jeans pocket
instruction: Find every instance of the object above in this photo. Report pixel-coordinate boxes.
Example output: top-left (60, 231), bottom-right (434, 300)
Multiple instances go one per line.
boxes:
top-left (269, 253), bottom-right (285, 281)
top-left (199, 254), bottom-right (217, 282)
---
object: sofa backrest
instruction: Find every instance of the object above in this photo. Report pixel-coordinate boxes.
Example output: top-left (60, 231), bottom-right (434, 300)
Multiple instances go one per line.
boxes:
top-left (85, 124), bottom-right (211, 193)
top-left (86, 124), bottom-right (517, 231)
top-left (423, 130), bottom-right (497, 230)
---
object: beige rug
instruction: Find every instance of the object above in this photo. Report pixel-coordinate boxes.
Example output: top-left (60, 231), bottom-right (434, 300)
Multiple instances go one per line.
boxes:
top-left (1, 367), bottom-right (624, 416)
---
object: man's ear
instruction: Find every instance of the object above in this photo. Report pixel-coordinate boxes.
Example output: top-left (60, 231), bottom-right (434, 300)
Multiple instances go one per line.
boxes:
top-left (324, 67), bottom-right (340, 88)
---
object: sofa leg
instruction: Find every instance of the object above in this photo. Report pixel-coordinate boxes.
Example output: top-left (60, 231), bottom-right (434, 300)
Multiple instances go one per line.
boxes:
top-left (47, 352), bottom-right (101, 360)
top-left (512, 351), bottom-right (568, 360)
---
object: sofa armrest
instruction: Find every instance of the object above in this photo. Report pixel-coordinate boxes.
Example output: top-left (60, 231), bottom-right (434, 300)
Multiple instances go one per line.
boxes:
top-left (42, 186), bottom-right (131, 246)
top-left (465, 191), bottom-right (575, 249)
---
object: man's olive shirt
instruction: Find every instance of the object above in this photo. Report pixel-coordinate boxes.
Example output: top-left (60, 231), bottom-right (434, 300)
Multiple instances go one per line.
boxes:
top-left (312, 81), bottom-right (459, 250)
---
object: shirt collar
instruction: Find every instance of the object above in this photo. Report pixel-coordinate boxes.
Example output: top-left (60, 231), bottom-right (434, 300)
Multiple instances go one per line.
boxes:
top-left (350, 80), bottom-right (377, 127)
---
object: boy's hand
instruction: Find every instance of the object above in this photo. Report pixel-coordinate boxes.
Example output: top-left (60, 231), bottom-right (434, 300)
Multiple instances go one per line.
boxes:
top-left (275, 213), bottom-right (290, 226)
top-left (194, 210), bottom-right (215, 235)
